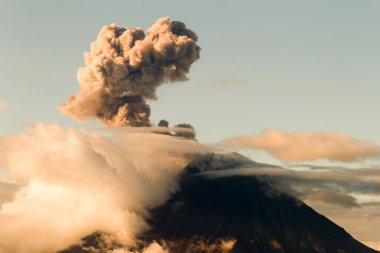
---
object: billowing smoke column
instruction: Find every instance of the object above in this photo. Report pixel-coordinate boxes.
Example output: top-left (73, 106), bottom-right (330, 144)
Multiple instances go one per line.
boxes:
top-left (60, 17), bottom-right (200, 127)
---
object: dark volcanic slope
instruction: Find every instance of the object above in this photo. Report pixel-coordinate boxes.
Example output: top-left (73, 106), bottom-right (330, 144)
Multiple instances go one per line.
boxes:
top-left (60, 153), bottom-right (378, 253)
top-left (142, 155), bottom-right (377, 253)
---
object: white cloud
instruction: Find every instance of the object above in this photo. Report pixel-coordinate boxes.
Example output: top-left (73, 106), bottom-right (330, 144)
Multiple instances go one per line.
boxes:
top-left (0, 124), bottom-right (209, 253)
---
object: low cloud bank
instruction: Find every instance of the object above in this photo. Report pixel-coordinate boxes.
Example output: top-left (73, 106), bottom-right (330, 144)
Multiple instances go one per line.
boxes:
top-left (222, 129), bottom-right (380, 162)
top-left (201, 161), bottom-right (380, 244)
top-left (0, 124), bottom-right (207, 253)
top-left (362, 242), bottom-right (380, 251)
top-left (202, 164), bottom-right (380, 208)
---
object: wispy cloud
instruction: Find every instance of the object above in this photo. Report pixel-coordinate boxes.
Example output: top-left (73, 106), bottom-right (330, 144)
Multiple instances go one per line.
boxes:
top-left (202, 162), bottom-right (380, 244)
top-left (211, 79), bottom-right (248, 89)
top-left (202, 165), bottom-right (380, 207)
top-left (222, 129), bottom-right (380, 162)
top-left (0, 100), bottom-right (7, 111)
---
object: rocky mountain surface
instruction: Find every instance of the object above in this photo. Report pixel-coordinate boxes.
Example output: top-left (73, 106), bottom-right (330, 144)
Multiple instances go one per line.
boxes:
top-left (60, 153), bottom-right (378, 253)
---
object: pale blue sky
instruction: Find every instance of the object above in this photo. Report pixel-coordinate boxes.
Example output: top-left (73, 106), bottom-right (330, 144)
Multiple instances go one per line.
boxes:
top-left (1, 0), bottom-right (380, 145)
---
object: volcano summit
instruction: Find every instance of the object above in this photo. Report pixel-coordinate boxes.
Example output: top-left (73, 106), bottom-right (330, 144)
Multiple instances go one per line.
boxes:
top-left (60, 153), bottom-right (378, 253)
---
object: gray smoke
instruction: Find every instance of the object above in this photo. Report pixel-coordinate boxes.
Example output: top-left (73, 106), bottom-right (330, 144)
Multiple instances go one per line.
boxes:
top-left (158, 119), bottom-right (169, 128)
top-left (152, 121), bottom-right (197, 140)
top-left (60, 17), bottom-right (200, 127)
top-left (174, 123), bottom-right (196, 140)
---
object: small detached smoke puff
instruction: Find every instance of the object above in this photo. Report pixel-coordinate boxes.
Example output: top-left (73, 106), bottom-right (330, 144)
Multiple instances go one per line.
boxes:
top-left (60, 17), bottom-right (200, 127)
top-left (155, 120), bottom-right (197, 140)
top-left (174, 123), bottom-right (196, 140)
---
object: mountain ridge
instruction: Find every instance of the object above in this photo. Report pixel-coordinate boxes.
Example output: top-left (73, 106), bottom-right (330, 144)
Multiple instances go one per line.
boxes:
top-left (60, 152), bottom-right (379, 253)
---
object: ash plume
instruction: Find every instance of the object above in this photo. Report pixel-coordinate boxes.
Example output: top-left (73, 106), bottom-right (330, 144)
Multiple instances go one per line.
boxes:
top-left (60, 17), bottom-right (200, 127)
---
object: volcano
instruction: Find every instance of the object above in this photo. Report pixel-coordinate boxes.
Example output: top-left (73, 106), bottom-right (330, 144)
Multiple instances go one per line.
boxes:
top-left (60, 153), bottom-right (378, 253)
